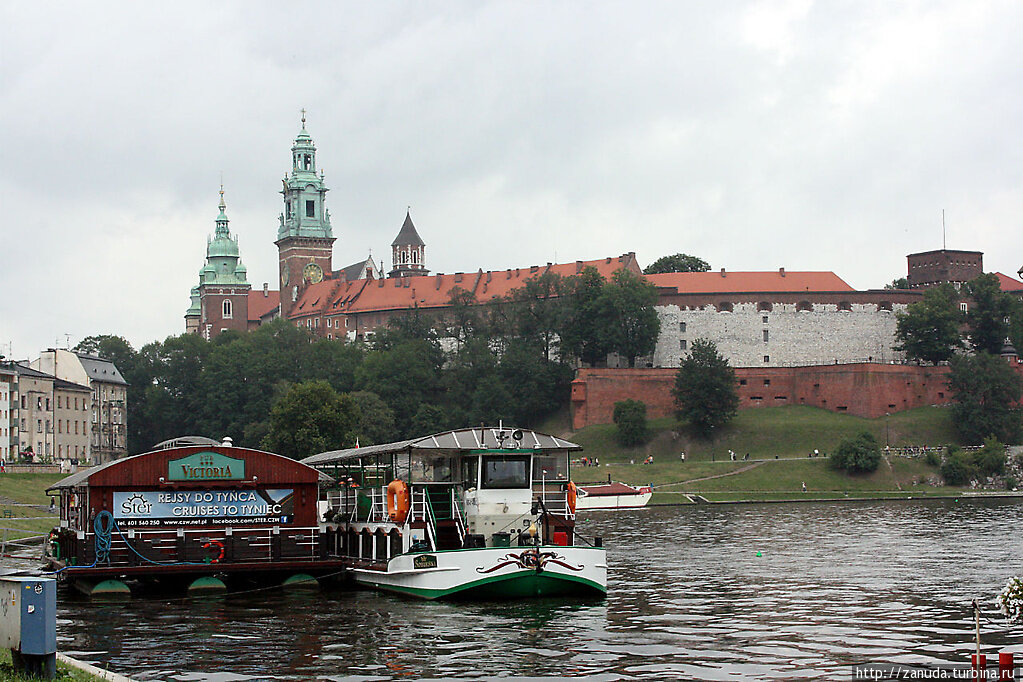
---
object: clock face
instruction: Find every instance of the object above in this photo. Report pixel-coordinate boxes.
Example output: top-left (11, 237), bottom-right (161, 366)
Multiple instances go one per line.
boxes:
top-left (303, 262), bottom-right (324, 284)
top-left (281, 262), bottom-right (290, 286)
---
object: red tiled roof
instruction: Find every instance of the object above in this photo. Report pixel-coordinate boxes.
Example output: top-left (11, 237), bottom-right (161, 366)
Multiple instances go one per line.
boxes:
top-left (291, 253), bottom-right (641, 318)
top-left (646, 270), bottom-right (854, 294)
top-left (995, 272), bottom-right (1023, 292)
top-left (248, 290), bottom-right (280, 321)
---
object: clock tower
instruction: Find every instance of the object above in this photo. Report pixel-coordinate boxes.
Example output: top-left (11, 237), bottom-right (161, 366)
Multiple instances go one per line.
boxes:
top-left (276, 111), bottom-right (335, 318)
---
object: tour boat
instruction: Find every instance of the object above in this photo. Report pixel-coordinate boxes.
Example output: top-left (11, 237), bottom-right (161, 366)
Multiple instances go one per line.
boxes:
top-left (575, 482), bottom-right (653, 510)
top-left (303, 427), bottom-right (607, 600)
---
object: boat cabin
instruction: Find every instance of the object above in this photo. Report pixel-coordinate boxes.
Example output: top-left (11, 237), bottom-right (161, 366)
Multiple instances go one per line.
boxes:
top-left (45, 438), bottom-right (334, 585)
top-left (303, 427), bottom-right (581, 563)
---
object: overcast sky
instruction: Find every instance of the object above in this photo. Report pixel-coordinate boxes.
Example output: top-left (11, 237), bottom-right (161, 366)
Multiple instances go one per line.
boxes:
top-left (2, 1), bottom-right (1021, 359)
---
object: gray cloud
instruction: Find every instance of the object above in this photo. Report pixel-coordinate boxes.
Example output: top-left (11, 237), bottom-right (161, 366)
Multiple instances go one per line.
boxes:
top-left (2, 1), bottom-right (1021, 358)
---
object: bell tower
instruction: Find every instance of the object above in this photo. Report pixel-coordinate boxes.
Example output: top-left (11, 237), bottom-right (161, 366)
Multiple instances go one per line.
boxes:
top-left (276, 110), bottom-right (335, 318)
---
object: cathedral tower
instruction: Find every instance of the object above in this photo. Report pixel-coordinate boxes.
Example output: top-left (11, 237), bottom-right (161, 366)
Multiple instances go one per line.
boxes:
top-left (388, 210), bottom-right (429, 278)
top-left (276, 111), bottom-right (335, 317)
top-left (188, 187), bottom-right (251, 339)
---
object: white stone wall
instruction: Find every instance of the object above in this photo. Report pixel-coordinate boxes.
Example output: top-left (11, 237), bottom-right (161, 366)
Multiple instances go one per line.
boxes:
top-left (652, 301), bottom-right (908, 368)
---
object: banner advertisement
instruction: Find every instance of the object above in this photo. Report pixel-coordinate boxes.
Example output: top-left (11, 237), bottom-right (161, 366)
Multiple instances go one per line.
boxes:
top-left (113, 489), bottom-right (294, 527)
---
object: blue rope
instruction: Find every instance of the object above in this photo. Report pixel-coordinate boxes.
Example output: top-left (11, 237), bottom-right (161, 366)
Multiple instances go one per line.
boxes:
top-left (94, 511), bottom-right (113, 564)
top-left (46, 510), bottom-right (210, 575)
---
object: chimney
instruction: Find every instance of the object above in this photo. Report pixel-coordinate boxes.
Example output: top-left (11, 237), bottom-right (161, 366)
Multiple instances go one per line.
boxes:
top-left (263, 283), bottom-right (269, 297)
top-left (720, 268), bottom-right (726, 277)
top-left (779, 267), bottom-right (786, 277)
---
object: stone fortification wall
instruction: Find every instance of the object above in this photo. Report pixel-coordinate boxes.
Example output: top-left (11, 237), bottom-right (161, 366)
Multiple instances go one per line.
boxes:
top-left (570, 364), bottom-right (953, 430)
top-left (652, 301), bottom-right (909, 368)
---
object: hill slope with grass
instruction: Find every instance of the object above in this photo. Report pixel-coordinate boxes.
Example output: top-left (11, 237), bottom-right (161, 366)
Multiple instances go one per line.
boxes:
top-left (564, 405), bottom-right (997, 502)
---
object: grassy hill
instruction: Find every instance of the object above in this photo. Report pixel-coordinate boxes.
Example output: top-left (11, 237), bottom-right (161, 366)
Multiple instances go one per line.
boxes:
top-left (563, 405), bottom-right (986, 502)
top-left (568, 405), bottom-right (957, 463)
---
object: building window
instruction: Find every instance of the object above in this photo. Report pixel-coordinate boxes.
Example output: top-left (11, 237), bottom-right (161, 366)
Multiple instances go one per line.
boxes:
top-left (762, 316), bottom-right (769, 323)
top-left (46, 398), bottom-right (50, 410)
top-left (739, 379), bottom-right (747, 386)
top-left (223, 299), bottom-right (233, 319)
top-left (37, 419), bottom-right (42, 433)
top-left (680, 340), bottom-right (687, 350)
top-left (763, 330), bottom-right (769, 342)
top-left (306, 200), bottom-right (315, 217)
top-left (960, 302), bottom-right (968, 312)
top-left (763, 355), bottom-right (770, 363)
top-left (679, 322), bottom-right (686, 333)
top-left (763, 379), bottom-right (771, 386)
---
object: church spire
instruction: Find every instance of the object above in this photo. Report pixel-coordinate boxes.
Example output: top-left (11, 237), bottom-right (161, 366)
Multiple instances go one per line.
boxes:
top-left (215, 184), bottom-right (229, 238)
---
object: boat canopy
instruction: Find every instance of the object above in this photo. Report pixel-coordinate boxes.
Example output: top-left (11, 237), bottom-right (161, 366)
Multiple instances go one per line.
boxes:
top-left (302, 427), bottom-right (581, 466)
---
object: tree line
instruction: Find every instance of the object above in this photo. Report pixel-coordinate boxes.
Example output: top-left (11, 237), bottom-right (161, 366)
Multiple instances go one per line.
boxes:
top-left (77, 266), bottom-right (661, 458)
top-left (894, 273), bottom-right (1023, 444)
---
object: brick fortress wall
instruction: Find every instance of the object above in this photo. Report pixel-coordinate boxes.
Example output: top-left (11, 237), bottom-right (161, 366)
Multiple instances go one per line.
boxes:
top-left (570, 364), bottom-right (962, 430)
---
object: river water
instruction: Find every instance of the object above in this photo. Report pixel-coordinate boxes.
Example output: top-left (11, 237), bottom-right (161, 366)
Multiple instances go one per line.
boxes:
top-left (57, 499), bottom-right (1023, 681)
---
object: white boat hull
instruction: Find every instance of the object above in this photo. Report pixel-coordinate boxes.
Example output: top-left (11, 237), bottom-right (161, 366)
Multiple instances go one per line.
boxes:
top-left (575, 489), bottom-right (652, 510)
top-left (351, 545), bottom-right (607, 600)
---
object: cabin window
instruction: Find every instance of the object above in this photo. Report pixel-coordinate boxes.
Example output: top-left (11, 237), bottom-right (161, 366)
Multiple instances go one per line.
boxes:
top-left (481, 455), bottom-right (531, 489)
top-left (462, 456), bottom-right (479, 490)
top-left (411, 455), bottom-right (453, 483)
top-left (533, 453), bottom-right (569, 482)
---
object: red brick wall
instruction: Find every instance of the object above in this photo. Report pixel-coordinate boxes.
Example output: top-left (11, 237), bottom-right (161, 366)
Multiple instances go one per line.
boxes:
top-left (570, 363), bottom-right (957, 429)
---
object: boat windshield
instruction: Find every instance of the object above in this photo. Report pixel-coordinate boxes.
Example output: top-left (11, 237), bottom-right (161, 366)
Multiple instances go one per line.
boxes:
top-left (481, 455), bottom-right (530, 489)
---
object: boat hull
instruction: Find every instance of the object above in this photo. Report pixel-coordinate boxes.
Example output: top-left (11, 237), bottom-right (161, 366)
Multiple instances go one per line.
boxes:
top-left (351, 545), bottom-right (607, 600)
top-left (575, 490), bottom-right (652, 510)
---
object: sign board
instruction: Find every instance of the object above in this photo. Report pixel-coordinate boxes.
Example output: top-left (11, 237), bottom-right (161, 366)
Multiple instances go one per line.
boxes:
top-left (167, 451), bottom-right (245, 482)
top-left (113, 489), bottom-right (293, 526)
top-left (413, 555), bottom-right (438, 570)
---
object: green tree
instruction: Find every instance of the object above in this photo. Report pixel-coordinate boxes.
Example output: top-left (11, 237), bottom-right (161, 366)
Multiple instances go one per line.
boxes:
top-left (643, 253), bottom-right (711, 275)
top-left (613, 399), bottom-right (648, 446)
top-left (602, 269), bottom-right (661, 367)
top-left (498, 338), bottom-right (574, 426)
top-left (975, 435), bottom-right (1007, 476)
top-left (894, 284), bottom-right (962, 364)
top-left (261, 380), bottom-right (359, 460)
top-left (561, 267), bottom-right (612, 365)
top-left (885, 277), bottom-right (909, 290)
top-left (355, 339), bottom-right (443, 436)
top-left (830, 432), bottom-right (882, 473)
top-left (948, 352), bottom-right (1022, 444)
top-left (940, 447), bottom-right (975, 485)
top-left (964, 273), bottom-right (1016, 354)
top-left (672, 338), bottom-right (739, 438)
top-left (506, 272), bottom-right (569, 362)
top-left (348, 390), bottom-right (397, 446)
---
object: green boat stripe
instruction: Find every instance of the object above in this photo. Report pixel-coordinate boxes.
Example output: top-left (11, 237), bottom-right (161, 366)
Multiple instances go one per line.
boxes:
top-left (355, 569), bottom-right (606, 600)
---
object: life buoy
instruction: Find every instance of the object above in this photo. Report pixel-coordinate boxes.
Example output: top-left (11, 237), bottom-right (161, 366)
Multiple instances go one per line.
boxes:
top-left (202, 540), bottom-right (225, 564)
top-left (566, 481), bottom-right (578, 514)
top-left (386, 480), bottom-right (410, 523)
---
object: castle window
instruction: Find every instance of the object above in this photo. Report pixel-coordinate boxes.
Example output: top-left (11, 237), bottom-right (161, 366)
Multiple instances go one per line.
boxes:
top-left (763, 330), bottom-right (769, 342)
top-left (763, 355), bottom-right (770, 363)
top-left (960, 302), bottom-right (968, 312)
top-left (306, 200), bottom-right (315, 217)
top-left (796, 301), bottom-right (812, 312)
top-left (762, 316), bottom-right (769, 323)
top-left (680, 340), bottom-right (687, 350)
top-left (757, 301), bottom-right (773, 312)
top-left (223, 299), bottom-right (233, 319)
top-left (679, 322), bottom-right (686, 333)
top-left (838, 301), bottom-right (852, 312)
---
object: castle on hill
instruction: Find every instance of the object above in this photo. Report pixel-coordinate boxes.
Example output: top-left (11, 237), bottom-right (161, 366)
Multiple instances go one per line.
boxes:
top-left (184, 114), bottom-right (1023, 379)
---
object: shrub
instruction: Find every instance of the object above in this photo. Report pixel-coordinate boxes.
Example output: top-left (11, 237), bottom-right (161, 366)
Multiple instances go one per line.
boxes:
top-left (975, 436), bottom-right (1007, 476)
top-left (613, 399), bottom-right (649, 446)
top-left (940, 448), bottom-right (977, 486)
top-left (830, 432), bottom-right (882, 474)
top-left (925, 449), bottom-right (941, 467)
